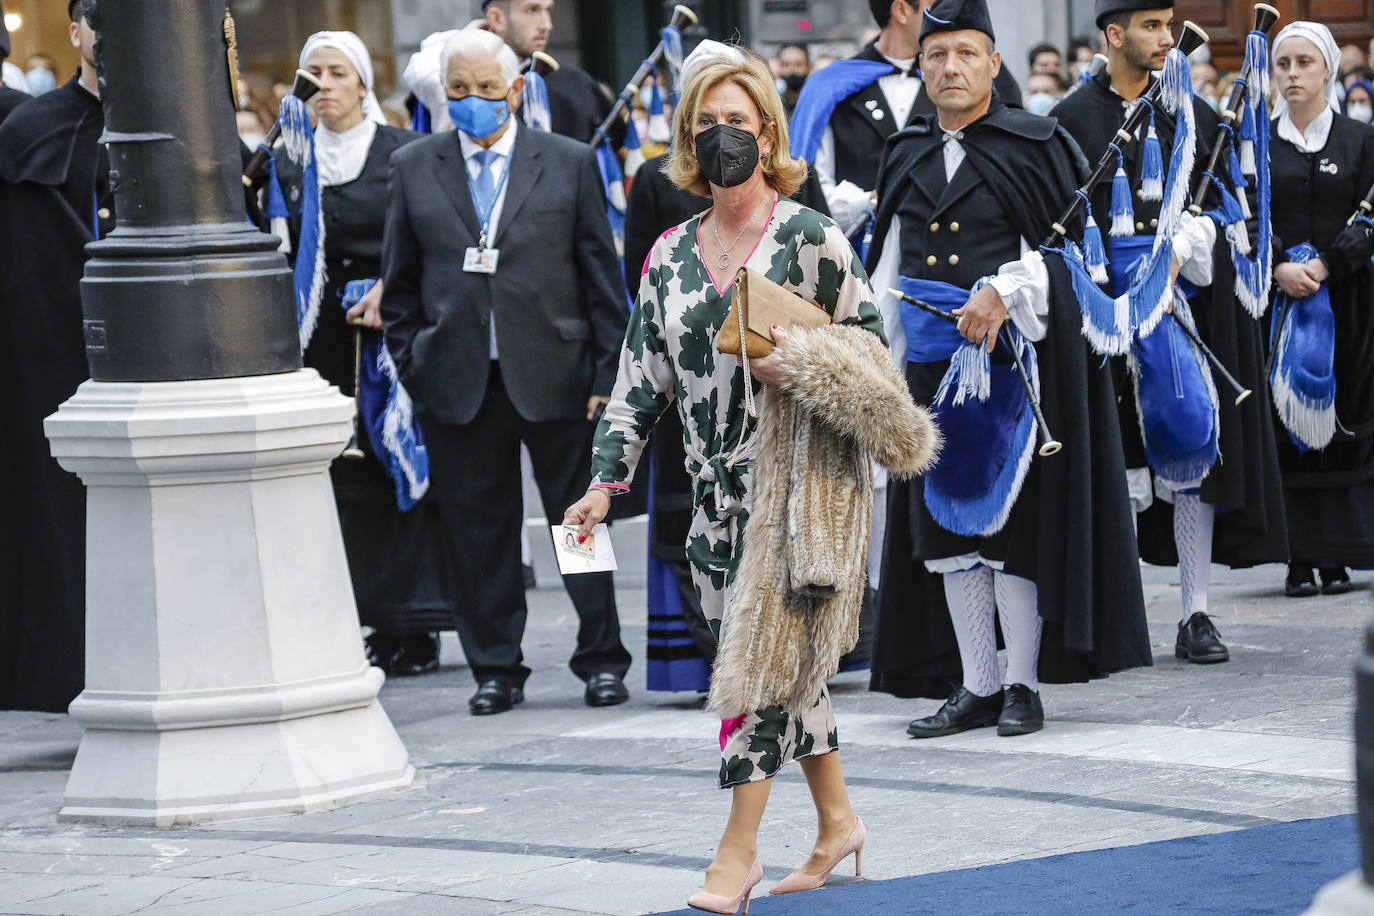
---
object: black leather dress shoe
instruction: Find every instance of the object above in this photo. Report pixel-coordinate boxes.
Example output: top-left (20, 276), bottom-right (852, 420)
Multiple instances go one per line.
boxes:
top-left (390, 634), bottom-right (440, 677)
top-left (584, 672), bottom-right (629, 707)
top-left (469, 680), bottom-right (524, 716)
top-left (1175, 612), bottom-right (1230, 663)
top-left (1285, 564), bottom-right (1319, 598)
top-left (997, 684), bottom-right (1044, 736)
top-left (907, 686), bottom-right (1003, 738)
top-left (1319, 566), bottom-right (1355, 595)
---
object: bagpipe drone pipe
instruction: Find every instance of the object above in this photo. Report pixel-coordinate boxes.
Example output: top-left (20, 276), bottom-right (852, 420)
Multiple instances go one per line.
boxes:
top-left (587, 4), bottom-right (697, 254)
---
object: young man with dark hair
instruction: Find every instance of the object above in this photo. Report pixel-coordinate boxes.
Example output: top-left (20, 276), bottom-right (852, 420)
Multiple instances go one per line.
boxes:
top-left (1028, 42), bottom-right (1062, 77)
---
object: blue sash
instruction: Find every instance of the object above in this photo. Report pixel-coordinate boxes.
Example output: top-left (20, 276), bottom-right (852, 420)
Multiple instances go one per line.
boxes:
top-left (787, 60), bottom-right (894, 163)
top-left (898, 277), bottom-right (971, 364)
top-left (1269, 242), bottom-right (1337, 451)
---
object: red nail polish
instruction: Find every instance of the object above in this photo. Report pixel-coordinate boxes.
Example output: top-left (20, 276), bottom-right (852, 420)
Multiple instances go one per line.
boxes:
top-left (578, 535), bottom-right (587, 543)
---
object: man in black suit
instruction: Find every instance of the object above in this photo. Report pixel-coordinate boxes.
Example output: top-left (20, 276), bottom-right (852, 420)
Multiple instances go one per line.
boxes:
top-left (382, 28), bottom-right (631, 716)
top-left (481, 0), bottom-right (617, 144)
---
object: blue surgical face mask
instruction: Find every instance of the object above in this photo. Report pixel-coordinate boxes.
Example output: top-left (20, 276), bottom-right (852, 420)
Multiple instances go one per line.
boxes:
top-left (25, 67), bottom-right (56, 95)
top-left (447, 94), bottom-right (510, 138)
top-left (1025, 92), bottom-right (1057, 116)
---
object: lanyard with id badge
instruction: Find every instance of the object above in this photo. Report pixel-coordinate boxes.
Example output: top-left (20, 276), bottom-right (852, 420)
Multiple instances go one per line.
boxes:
top-left (464, 151), bottom-right (512, 275)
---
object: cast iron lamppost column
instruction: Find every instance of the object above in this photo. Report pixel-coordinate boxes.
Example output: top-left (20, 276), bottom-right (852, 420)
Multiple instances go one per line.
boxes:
top-left (42, 0), bottom-right (413, 825)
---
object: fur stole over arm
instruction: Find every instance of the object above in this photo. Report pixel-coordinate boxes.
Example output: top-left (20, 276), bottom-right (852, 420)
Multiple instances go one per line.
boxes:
top-left (708, 324), bottom-right (940, 717)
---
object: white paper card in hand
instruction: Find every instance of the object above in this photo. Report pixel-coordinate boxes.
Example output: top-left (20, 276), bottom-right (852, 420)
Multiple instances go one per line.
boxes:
top-left (550, 523), bottom-right (618, 574)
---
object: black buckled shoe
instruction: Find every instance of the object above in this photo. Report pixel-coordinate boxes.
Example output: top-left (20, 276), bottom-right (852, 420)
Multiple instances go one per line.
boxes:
top-left (997, 684), bottom-right (1044, 736)
top-left (1285, 564), bottom-right (1319, 598)
top-left (1319, 566), bottom-right (1355, 595)
top-left (585, 672), bottom-right (629, 707)
top-left (390, 633), bottom-right (440, 677)
top-left (907, 686), bottom-right (1003, 738)
top-left (1175, 612), bottom-right (1230, 663)
top-left (469, 679), bottom-right (524, 716)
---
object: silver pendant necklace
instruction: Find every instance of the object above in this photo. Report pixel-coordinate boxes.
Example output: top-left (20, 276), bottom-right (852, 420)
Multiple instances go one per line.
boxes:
top-left (711, 192), bottom-right (770, 270)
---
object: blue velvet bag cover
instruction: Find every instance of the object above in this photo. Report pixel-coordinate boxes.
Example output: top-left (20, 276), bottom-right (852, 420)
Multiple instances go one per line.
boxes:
top-left (900, 276), bottom-right (1037, 536)
top-left (1269, 242), bottom-right (1337, 451)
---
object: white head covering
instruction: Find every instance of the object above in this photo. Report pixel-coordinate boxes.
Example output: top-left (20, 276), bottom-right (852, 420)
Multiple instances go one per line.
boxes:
top-left (1271, 21), bottom-right (1342, 119)
top-left (681, 39), bottom-right (746, 87)
top-left (299, 30), bottom-right (386, 125)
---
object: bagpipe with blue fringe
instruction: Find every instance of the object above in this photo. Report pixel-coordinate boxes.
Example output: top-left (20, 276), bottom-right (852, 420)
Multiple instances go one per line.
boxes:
top-left (1187, 3), bottom-right (1281, 319)
top-left (339, 280), bottom-right (431, 512)
top-left (587, 4), bottom-right (696, 256)
top-left (1038, 22), bottom-right (1260, 488)
top-left (887, 280), bottom-right (1060, 538)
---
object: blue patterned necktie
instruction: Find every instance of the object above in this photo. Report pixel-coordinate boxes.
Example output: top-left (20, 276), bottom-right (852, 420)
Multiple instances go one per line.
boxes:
top-left (471, 149), bottom-right (498, 218)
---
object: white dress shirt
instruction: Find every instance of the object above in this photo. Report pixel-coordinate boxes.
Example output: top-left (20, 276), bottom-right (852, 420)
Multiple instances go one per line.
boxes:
top-left (1276, 107), bottom-right (1334, 153)
top-left (815, 53), bottom-right (920, 236)
top-left (459, 120), bottom-right (519, 358)
top-left (316, 118), bottom-right (377, 188)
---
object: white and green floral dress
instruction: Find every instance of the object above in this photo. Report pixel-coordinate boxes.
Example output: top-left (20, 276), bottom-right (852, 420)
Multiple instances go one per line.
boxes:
top-left (590, 195), bottom-right (885, 788)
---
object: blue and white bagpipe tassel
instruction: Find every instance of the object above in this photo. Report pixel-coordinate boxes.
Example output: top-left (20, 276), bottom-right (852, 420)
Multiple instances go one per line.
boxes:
top-left (924, 282), bottom-right (1038, 537)
top-left (1206, 29), bottom-right (1272, 318)
top-left (1059, 192), bottom-right (1132, 355)
top-left (646, 70), bottom-right (672, 144)
top-left (661, 24), bottom-right (685, 107)
top-left (341, 280), bottom-right (430, 510)
top-left (595, 139), bottom-right (627, 255)
top-left (1108, 144), bottom-right (1135, 237)
top-left (1135, 45), bottom-right (1198, 338)
top-left (521, 67), bottom-right (552, 132)
top-left (1140, 107), bottom-right (1164, 202)
top-left (1132, 290), bottom-right (1220, 487)
top-left (263, 146), bottom-right (292, 254)
top-left (1269, 242), bottom-right (1337, 451)
top-left (278, 93), bottom-right (326, 351)
top-left (622, 112), bottom-right (645, 181)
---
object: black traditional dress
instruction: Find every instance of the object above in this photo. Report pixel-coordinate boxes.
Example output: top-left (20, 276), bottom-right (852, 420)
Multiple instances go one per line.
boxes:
top-left (275, 123), bottom-right (452, 638)
top-left (0, 75), bottom-right (112, 711)
top-left (866, 102), bottom-right (1153, 699)
top-left (1268, 112), bottom-right (1374, 567)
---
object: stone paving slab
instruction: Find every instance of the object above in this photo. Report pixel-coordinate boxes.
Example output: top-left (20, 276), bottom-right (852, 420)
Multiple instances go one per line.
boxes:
top-left (0, 539), bottom-right (1368, 915)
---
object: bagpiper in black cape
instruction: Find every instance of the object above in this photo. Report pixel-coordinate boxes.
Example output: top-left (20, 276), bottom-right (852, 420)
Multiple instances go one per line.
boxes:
top-left (0, 74), bottom-right (112, 712)
top-left (866, 100), bottom-right (1153, 699)
top-left (1052, 67), bottom-right (1288, 570)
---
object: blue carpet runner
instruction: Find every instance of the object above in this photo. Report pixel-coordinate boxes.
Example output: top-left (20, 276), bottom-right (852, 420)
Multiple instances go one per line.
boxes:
top-left (655, 814), bottom-right (1357, 915)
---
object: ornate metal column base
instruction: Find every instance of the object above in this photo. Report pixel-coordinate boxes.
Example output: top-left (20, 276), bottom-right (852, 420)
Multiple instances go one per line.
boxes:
top-left (45, 371), bottom-right (414, 826)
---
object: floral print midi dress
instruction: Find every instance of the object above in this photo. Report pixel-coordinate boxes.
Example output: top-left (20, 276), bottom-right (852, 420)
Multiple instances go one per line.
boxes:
top-left (590, 195), bottom-right (886, 788)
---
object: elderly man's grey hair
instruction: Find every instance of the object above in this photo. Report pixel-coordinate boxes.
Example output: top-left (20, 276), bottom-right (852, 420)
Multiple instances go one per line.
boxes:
top-left (440, 28), bottom-right (521, 86)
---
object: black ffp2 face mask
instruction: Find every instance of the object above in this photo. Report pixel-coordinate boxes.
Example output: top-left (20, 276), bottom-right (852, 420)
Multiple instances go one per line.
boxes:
top-left (694, 124), bottom-right (761, 189)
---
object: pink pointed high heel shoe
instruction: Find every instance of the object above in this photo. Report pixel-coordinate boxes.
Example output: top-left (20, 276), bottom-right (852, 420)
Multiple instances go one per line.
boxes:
top-left (769, 815), bottom-right (866, 894)
top-left (688, 857), bottom-right (763, 914)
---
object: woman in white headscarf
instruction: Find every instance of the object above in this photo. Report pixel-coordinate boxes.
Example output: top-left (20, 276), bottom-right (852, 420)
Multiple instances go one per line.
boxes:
top-left (1268, 22), bottom-right (1374, 597)
top-left (275, 31), bottom-right (451, 674)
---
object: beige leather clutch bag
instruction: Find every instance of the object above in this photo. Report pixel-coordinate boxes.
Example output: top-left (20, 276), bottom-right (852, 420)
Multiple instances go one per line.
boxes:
top-left (716, 266), bottom-right (832, 360)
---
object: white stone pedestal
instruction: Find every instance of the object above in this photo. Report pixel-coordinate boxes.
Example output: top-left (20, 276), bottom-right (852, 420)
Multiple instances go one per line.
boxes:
top-left (45, 370), bottom-right (414, 826)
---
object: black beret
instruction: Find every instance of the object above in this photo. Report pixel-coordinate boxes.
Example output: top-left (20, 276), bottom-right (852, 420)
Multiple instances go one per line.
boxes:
top-left (919, 0), bottom-right (995, 45)
top-left (1094, 0), bottom-right (1175, 31)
